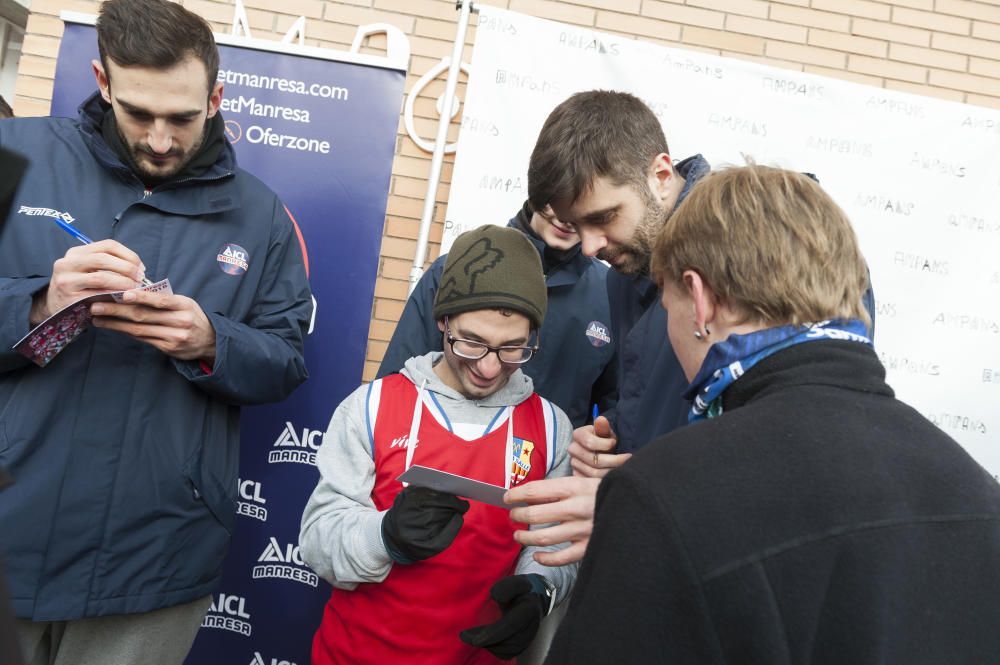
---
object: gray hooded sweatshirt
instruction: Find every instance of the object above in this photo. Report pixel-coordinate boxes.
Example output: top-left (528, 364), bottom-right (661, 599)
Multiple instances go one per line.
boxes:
top-left (299, 351), bottom-right (576, 603)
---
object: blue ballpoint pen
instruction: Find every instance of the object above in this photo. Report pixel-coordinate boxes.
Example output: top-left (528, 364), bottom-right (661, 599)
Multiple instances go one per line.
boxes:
top-left (49, 216), bottom-right (153, 286)
top-left (591, 404), bottom-right (604, 465)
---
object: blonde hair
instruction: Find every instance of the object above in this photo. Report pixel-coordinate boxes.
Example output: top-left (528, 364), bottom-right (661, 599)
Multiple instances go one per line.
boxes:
top-left (651, 164), bottom-right (871, 328)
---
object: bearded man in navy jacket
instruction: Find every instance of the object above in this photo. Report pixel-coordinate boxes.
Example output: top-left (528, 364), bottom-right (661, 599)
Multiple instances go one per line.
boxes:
top-left (505, 91), bottom-right (873, 568)
top-left (0, 1), bottom-right (311, 663)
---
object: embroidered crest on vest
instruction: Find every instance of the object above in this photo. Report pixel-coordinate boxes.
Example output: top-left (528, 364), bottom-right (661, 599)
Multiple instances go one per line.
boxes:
top-left (510, 437), bottom-right (534, 485)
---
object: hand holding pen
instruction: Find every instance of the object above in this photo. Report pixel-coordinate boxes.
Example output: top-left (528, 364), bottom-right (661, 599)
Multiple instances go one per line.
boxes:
top-left (566, 406), bottom-right (630, 479)
top-left (29, 221), bottom-right (151, 326)
top-left (31, 217), bottom-right (214, 363)
top-left (48, 216), bottom-right (153, 287)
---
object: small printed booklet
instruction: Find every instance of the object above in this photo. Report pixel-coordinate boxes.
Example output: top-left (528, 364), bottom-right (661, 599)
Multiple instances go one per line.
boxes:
top-left (396, 464), bottom-right (526, 509)
top-left (14, 279), bottom-right (173, 367)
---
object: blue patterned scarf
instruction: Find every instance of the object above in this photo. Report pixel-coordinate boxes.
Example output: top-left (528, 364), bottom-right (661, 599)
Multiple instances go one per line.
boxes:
top-left (684, 319), bottom-right (872, 422)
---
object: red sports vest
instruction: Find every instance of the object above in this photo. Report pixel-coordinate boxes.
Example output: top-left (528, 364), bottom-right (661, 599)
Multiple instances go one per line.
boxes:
top-left (313, 374), bottom-right (550, 665)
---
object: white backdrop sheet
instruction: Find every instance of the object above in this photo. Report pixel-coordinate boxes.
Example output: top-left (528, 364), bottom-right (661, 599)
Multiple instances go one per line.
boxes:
top-left (445, 5), bottom-right (1000, 477)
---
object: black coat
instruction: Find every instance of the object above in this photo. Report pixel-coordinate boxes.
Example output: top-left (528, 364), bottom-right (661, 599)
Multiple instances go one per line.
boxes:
top-left (547, 341), bottom-right (1000, 664)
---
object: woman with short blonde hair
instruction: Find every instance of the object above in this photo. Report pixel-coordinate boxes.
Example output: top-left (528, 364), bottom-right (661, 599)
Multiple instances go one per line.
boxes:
top-left (652, 165), bottom-right (870, 330)
top-left (545, 164), bottom-right (1000, 665)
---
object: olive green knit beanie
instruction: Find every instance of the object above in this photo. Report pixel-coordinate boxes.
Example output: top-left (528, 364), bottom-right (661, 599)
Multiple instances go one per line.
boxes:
top-left (432, 225), bottom-right (547, 328)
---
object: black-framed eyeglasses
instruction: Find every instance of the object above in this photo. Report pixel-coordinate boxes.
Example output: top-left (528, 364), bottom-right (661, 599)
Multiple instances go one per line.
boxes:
top-left (443, 316), bottom-right (539, 365)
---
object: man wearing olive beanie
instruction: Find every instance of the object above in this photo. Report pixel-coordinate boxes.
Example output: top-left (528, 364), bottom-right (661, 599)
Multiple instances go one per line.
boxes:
top-left (301, 226), bottom-right (576, 665)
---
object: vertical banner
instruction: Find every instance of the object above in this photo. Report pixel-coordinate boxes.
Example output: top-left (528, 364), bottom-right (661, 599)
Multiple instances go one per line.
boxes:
top-left (446, 6), bottom-right (1000, 479)
top-left (51, 19), bottom-right (406, 665)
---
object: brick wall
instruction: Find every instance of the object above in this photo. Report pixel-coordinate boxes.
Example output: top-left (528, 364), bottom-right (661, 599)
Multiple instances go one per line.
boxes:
top-left (13, 0), bottom-right (1000, 381)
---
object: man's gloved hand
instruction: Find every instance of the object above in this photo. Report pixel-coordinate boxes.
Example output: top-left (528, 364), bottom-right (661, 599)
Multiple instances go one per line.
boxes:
top-left (381, 486), bottom-right (470, 564)
top-left (459, 574), bottom-right (552, 659)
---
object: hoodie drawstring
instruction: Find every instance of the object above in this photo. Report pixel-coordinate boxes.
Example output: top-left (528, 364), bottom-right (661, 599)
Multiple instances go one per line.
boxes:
top-left (403, 379), bottom-right (515, 489)
top-left (403, 379), bottom-right (427, 485)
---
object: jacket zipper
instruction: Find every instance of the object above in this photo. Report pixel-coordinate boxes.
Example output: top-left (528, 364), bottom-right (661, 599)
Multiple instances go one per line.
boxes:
top-left (153, 170), bottom-right (234, 192)
top-left (136, 169), bottom-right (235, 199)
top-left (117, 170), bottom-right (234, 224)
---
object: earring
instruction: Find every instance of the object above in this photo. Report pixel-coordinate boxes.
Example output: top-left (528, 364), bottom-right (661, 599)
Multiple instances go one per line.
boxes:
top-left (704, 326), bottom-right (710, 336)
top-left (693, 330), bottom-right (703, 340)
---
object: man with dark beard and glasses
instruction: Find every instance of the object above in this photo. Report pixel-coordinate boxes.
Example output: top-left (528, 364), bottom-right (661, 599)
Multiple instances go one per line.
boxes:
top-left (0, 1), bottom-right (311, 663)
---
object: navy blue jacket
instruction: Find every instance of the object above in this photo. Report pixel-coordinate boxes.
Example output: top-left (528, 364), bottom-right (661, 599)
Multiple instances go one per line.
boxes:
top-left (608, 156), bottom-right (876, 452)
top-left (378, 207), bottom-right (617, 428)
top-left (0, 94), bottom-right (311, 620)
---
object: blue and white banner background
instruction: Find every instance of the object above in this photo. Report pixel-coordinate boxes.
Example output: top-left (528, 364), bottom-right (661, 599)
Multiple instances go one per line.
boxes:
top-left (52, 20), bottom-right (406, 665)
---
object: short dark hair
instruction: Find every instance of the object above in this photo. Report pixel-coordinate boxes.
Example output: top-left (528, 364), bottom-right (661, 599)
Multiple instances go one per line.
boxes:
top-left (97, 0), bottom-right (220, 93)
top-left (528, 90), bottom-right (669, 211)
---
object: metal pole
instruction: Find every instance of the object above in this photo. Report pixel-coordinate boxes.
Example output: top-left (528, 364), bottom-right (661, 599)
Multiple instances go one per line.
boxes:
top-left (408, 0), bottom-right (475, 294)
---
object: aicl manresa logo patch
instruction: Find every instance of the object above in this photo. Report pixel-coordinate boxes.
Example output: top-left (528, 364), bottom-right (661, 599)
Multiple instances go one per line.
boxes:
top-left (217, 243), bottom-right (250, 275)
top-left (585, 320), bottom-right (611, 347)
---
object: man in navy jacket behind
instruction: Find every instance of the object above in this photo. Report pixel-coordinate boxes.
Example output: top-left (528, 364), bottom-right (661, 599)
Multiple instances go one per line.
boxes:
top-left (0, 1), bottom-right (311, 663)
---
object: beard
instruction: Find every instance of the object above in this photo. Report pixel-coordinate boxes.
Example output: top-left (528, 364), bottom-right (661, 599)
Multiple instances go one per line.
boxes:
top-left (119, 125), bottom-right (205, 183)
top-left (597, 188), bottom-right (668, 276)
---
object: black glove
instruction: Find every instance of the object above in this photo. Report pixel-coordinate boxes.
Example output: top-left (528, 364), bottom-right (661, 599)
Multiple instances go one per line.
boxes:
top-left (459, 574), bottom-right (552, 659)
top-left (381, 486), bottom-right (470, 563)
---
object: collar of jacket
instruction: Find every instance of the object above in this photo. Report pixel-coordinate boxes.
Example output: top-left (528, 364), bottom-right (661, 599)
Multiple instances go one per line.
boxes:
top-left (76, 92), bottom-right (239, 217)
top-left (673, 153), bottom-right (710, 206)
top-left (721, 340), bottom-right (893, 413)
top-left (506, 205), bottom-right (591, 288)
top-left (625, 153), bottom-right (711, 299)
